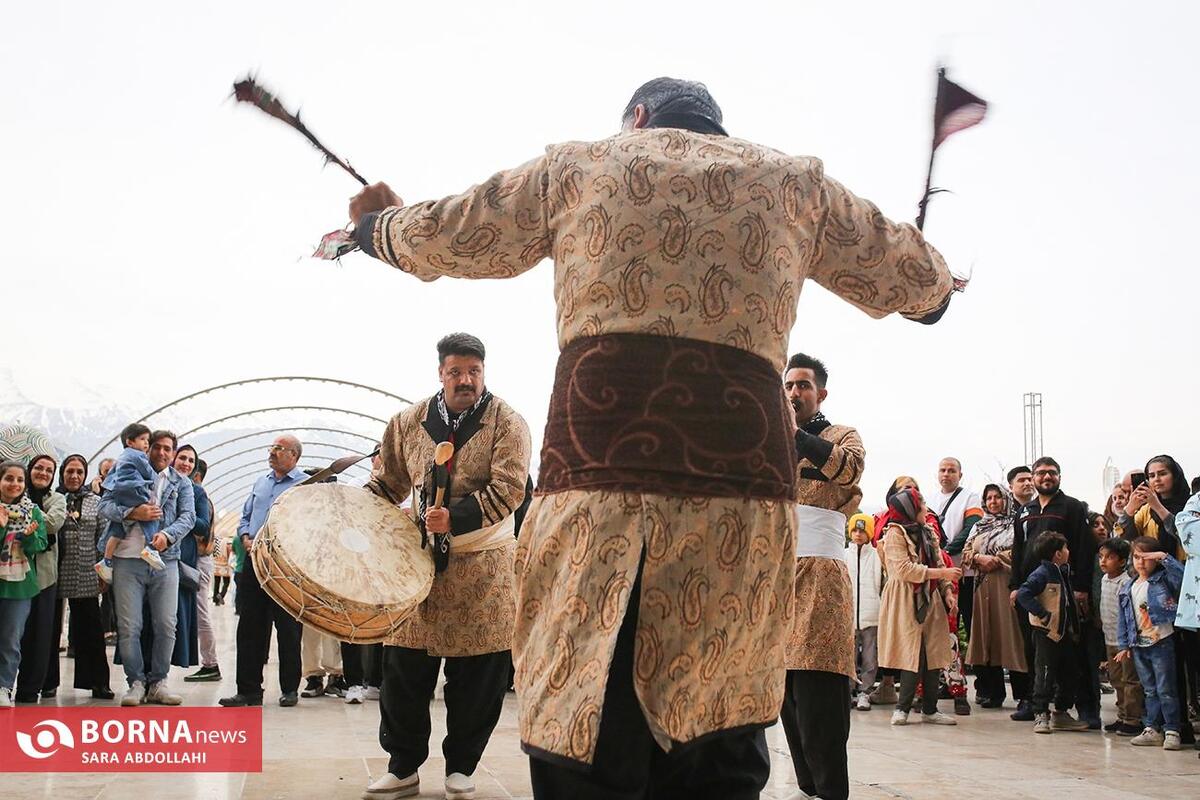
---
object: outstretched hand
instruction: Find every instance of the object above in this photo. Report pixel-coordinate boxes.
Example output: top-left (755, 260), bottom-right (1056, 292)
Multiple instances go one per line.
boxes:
top-left (349, 182), bottom-right (403, 225)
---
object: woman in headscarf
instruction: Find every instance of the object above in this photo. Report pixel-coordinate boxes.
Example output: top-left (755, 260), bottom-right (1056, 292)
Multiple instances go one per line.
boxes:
top-left (53, 455), bottom-right (113, 699)
top-left (168, 444), bottom-right (208, 670)
top-left (962, 484), bottom-right (1029, 708)
top-left (0, 459), bottom-right (49, 707)
top-left (14, 454), bottom-right (65, 703)
top-left (876, 487), bottom-right (962, 726)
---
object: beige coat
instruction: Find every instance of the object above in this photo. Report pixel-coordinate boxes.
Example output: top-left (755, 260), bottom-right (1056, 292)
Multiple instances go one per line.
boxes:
top-left (962, 540), bottom-right (1028, 671)
top-left (366, 128), bottom-right (954, 764)
top-left (877, 525), bottom-right (954, 672)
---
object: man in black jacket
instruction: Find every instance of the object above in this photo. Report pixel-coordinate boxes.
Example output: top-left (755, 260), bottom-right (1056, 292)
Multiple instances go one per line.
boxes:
top-left (1008, 456), bottom-right (1098, 726)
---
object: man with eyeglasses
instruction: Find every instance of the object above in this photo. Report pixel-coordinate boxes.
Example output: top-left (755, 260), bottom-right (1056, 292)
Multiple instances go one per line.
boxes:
top-left (1007, 455), bottom-right (1098, 730)
top-left (219, 434), bottom-right (307, 708)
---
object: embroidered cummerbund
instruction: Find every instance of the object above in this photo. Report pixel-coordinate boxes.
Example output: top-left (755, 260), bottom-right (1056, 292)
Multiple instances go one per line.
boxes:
top-left (536, 334), bottom-right (796, 501)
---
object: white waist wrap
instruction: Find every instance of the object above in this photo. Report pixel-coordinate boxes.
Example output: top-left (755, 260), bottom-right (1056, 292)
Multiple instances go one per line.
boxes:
top-left (448, 514), bottom-right (516, 554)
top-left (795, 505), bottom-right (847, 560)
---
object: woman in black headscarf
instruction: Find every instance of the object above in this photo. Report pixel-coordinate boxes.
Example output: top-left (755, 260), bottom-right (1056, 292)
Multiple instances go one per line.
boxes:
top-left (14, 454), bottom-right (65, 702)
top-left (52, 454), bottom-right (113, 699)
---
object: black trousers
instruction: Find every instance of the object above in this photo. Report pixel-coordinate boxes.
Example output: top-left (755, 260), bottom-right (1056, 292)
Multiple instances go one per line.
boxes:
top-left (527, 572), bottom-right (771, 800)
top-left (1174, 630), bottom-right (1198, 745)
top-left (958, 576), bottom-right (975, 641)
top-left (974, 665), bottom-right (1006, 702)
top-left (65, 597), bottom-right (111, 690)
top-left (1076, 626), bottom-right (1104, 718)
top-left (379, 645), bottom-right (509, 777)
top-left (1016, 611), bottom-right (1036, 703)
top-left (16, 585), bottom-right (58, 700)
top-left (234, 556), bottom-right (302, 696)
top-left (898, 642), bottom-right (940, 715)
top-left (45, 597), bottom-right (65, 692)
top-left (1031, 634), bottom-right (1076, 714)
top-left (340, 642), bottom-right (365, 687)
top-left (364, 642), bottom-right (383, 688)
top-left (781, 669), bottom-right (850, 800)
top-left (213, 575), bottom-right (230, 603)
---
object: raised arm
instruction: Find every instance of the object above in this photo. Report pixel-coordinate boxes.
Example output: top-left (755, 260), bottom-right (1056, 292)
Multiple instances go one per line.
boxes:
top-left (354, 155), bottom-right (553, 282)
top-left (807, 171), bottom-right (955, 324)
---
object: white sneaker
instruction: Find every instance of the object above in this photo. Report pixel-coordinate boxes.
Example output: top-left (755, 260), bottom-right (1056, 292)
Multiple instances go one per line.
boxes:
top-left (362, 772), bottom-right (418, 800)
top-left (144, 681), bottom-right (182, 705)
top-left (890, 709), bottom-right (909, 726)
top-left (122, 680), bottom-right (146, 707)
top-left (1163, 730), bottom-right (1182, 751)
top-left (1130, 727), bottom-right (1165, 746)
top-left (444, 772), bottom-right (475, 800)
top-left (94, 559), bottom-right (113, 583)
top-left (365, 686), bottom-right (381, 701)
top-left (855, 693), bottom-right (872, 711)
top-left (345, 685), bottom-right (366, 704)
top-left (141, 547), bottom-right (165, 570)
top-left (922, 711), bottom-right (958, 726)
top-left (0, 687), bottom-right (13, 708)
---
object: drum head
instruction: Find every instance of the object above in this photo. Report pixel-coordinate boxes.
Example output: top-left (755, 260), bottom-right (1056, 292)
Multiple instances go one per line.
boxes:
top-left (262, 483), bottom-right (432, 609)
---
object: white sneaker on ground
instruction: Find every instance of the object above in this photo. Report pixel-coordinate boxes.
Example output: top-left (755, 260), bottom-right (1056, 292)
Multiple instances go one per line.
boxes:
top-left (1034, 713), bottom-right (1052, 734)
top-left (0, 687), bottom-right (13, 708)
top-left (1163, 730), bottom-right (1181, 750)
top-left (140, 547), bottom-right (165, 570)
top-left (345, 685), bottom-right (366, 704)
top-left (890, 709), bottom-right (909, 726)
top-left (922, 712), bottom-right (958, 725)
top-left (444, 772), bottom-right (475, 800)
top-left (362, 772), bottom-right (418, 800)
top-left (144, 681), bottom-right (182, 705)
top-left (855, 693), bottom-right (871, 711)
top-left (365, 686), bottom-right (381, 701)
top-left (1130, 727), bottom-right (1164, 746)
top-left (122, 680), bottom-right (146, 707)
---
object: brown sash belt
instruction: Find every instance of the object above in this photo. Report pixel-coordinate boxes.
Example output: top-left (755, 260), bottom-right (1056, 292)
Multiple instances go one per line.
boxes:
top-left (536, 334), bottom-right (796, 501)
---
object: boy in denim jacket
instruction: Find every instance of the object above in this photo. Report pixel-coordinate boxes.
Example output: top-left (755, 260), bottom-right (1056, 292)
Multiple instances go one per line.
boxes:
top-left (1115, 536), bottom-right (1185, 750)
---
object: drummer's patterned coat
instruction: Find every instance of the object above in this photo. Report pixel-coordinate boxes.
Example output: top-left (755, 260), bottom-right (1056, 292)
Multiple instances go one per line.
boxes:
top-left (367, 394), bottom-right (531, 657)
top-left (361, 128), bottom-right (954, 765)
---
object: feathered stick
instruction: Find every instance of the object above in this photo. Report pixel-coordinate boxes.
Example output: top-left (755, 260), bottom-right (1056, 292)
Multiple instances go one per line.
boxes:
top-left (232, 76), bottom-right (368, 186)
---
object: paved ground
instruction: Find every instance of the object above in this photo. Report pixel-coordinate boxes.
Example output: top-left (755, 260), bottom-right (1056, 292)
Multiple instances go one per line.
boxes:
top-left (6, 602), bottom-right (1199, 799)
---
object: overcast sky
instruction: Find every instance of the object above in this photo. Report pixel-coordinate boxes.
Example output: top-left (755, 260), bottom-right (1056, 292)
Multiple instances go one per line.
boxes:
top-left (3, 1), bottom-right (1196, 510)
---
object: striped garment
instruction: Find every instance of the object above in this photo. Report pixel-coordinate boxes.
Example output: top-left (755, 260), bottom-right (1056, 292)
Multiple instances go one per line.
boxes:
top-left (1100, 570), bottom-right (1133, 646)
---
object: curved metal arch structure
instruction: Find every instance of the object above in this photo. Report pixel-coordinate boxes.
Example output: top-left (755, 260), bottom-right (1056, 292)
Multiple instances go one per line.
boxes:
top-left (180, 406), bottom-right (388, 440)
top-left (206, 441), bottom-right (368, 472)
top-left (197, 427), bottom-right (380, 457)
top-left (88, 377), bottom-right (408, 462)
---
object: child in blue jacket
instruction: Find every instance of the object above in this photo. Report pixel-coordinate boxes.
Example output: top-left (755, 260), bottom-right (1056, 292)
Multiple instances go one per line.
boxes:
top-left (95, 423), bottom-right (164, 581)
top-left (1115, 536), bottom-right (1185, 751)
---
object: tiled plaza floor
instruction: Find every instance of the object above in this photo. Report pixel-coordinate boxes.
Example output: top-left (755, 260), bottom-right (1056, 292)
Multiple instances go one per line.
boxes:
top-left (4, 602), bottom-right (1198, 799)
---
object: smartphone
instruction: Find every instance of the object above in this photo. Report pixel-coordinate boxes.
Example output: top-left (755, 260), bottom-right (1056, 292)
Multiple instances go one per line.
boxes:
top-left (1130, 472), bottom-right (1147, 490)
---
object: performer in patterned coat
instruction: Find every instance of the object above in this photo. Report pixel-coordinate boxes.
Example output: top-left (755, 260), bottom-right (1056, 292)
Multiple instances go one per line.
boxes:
top-left (349, 77), bottom-right (956, 799)
top-left (781, 353), bottom-right (863, 800)
top-left (363, 333), bottom-right (532, 800)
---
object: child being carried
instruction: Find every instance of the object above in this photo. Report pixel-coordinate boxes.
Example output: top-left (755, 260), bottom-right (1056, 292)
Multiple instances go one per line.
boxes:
top-left (95, 423), bottom-right (165, 582)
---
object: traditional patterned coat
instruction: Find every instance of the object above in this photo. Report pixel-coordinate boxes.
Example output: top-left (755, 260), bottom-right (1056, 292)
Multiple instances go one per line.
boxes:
top-left (367, 393), bottom-right (531, 657)
top-left (786, 423), bottom-right (863, 678)
top-left (360, 128), bottom-right (954, 764)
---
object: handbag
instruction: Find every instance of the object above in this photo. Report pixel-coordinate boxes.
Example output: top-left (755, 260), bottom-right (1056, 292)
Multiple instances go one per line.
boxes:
top-left (178, 560), bottom-right (201, 593)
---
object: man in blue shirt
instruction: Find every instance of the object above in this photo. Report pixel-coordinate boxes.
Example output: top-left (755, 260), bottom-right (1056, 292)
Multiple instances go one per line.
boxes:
top-left (219, 434), bottom-right (307, 707)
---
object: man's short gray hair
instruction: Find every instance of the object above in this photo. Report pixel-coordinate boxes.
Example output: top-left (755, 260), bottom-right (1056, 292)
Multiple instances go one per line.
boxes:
top-left (621, 77), bottom-right (723, 128)
top-left (280, 435), bottom-right (302, 458)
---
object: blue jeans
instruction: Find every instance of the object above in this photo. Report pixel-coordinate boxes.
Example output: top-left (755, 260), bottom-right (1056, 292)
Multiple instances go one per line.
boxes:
top-left (0, 597), bottom-right (33, 690)
top-left (1132, 636), bottom-right (1179, 733)
top-left (112, 557), bottom-right (179, 687)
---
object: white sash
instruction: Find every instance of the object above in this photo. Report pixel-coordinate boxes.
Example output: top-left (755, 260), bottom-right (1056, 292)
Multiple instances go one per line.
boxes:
top-left (448, 514), bottom-right (516, 554)
top-left (795, 505), bottom-right (847, 560)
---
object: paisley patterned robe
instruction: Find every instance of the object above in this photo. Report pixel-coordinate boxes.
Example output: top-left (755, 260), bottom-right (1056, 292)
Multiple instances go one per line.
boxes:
top-left (361, 128), bottom-right (954, 764)
top-left (787, 423), bottom-right (863, 678)
top-left (366, 393), bottom-right (531, 657)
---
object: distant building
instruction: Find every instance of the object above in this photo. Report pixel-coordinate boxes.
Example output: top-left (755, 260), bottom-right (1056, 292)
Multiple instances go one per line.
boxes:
top-left (1102, 457), bottom-right (1120, 499)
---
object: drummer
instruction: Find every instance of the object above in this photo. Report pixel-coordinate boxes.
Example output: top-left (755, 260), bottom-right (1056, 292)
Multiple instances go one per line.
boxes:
top-left (218, 434), bottom-right (307, 708)
top-left (363, 333), bottom-right (532, 800)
